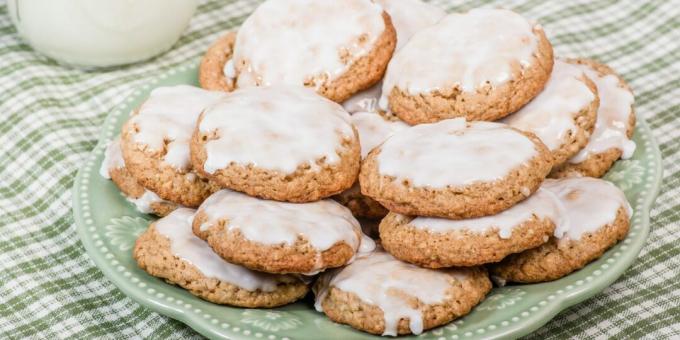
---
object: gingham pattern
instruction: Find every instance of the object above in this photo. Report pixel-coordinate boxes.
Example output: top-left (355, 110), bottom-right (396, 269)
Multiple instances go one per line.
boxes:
top-left (0, 0), bottom-right (677, 339)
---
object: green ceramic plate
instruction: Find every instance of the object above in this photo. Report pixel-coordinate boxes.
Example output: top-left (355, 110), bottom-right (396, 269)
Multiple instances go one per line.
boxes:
top-left (73, 61), bottom-right (662, 340)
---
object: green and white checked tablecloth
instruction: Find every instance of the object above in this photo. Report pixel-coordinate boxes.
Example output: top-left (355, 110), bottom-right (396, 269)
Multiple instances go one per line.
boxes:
top-left (0, 0), bottom-right (678, 338)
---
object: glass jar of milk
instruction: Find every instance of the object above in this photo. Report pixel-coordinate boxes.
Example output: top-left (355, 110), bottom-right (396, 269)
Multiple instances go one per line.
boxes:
top-left (7, 0), bottom-right (198, 68)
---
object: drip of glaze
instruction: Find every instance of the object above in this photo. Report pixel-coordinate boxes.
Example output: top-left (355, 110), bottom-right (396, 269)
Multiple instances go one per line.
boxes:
top-left (223, 59), bottom-right (236, 80)
top-left (380, 8), bottom-right (539, 110)
top-left (543, 177), bottom-right (632, 240)
top-left (374, 0), bottom-right (446, 51)
top-left (197, 86), bottom-right (355, 175)
top-left (198, 190), bottom-right (366, 258)
top-left (128, 85), bottom-right (225, 170)
top-left (342, 0), bottom-right (445, 114)
top-left (342, 82), bottom-right (382, 114)
top-left (100, 136), bottom-right (174, 214)
top-left (569, 64), bottom-right (636, 163)
top-left (376, 118), bottom-right (538, 188)
top-left (232, 0), bottom-right (385, 90)
top-left (351, 112), bottom-right (409, 158)
top-left (410, 188), bottom-right (561, 239)
top-left (155, 208), bottom-right (291, 292)
top-left (314, 248), bottom-right (468, 336)
top-left (100, 136), bottom-right (125, 179)
top-left (126, 189), bottom-right (167, 214)
top-left (503, 60), bottom-right (596, 151)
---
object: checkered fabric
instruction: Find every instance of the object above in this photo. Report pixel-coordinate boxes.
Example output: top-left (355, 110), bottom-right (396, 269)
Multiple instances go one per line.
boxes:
top-left (0, 0), bottom-right (678, 339)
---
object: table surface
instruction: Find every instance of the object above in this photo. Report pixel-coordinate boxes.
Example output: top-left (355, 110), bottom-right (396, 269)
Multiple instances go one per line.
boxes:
top-left (1, 0), bottom-right (678, 339)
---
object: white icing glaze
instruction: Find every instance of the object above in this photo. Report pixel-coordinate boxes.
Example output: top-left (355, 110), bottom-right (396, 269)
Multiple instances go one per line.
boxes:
top-left (543, 177), bottom-right (632, 240)
top-left (126, 189), bottom-right (166, 214)
top-left (154, 208), bottom-right (289, 292)
top-left (376, 118), bottom-right (538, 188)
top-left (100, 136), bottom-right (125, 179)
top-left (569, 64), bottom-right (636, 163)
top-left (232, 0), bottom-right (385, 90)
top-left (314, 248), bottom-right (468, 336)
top-left (374, 0), bottom-right (446, 50)
top-left (410, 188), bottom-right (561, 239)
top-left (351, 112), bottom-right (409, 158)
top-left (127, 85), bottom-right (225, 170)
top-left (342, 0), bottom-right (445, 113)
top-left (503, 60), bottom-right (596, 151)
top-left (100, 136), bottom-right (173, 214)
top-left (379, 8), bottom-right (539, 110)
top-left (198, 189), bottom-right (366, 254)
top-left (342, 82), bottom-right (382, 113)
top-left (223, 58), bottom-right (236, 80)
top-left (197, 85), bottom-right (355, 174)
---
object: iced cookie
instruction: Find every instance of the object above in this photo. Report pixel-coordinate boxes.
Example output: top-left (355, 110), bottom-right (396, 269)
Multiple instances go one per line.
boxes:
top-left (199, 31), bottom-right (237, 92)
top-left (193, 190), bottom-right (375, 274)
top-left (333, 112), bottom-right (409, 218)
top-left (120, 85), bottom-right (224, 207)
top-left (379, 8), bottom-right (554, 124)
top-left (314, 248), bottom-right (491, 336)
top-left (490, 177), bottom-right (631, 283)
top-left (551, 59), bottom-right (636, 178)
top-left (133, 208), bottom-right (308, 307)
top-left (360, 118), bottom-right (553, 219)
top-left (380, 187), bottom-right (562, 268)
top-left (342, 0), bottom-right (446, 113)
top-left (100, 136), bottom-right (177, 216)
top-left (223, 0), bottom-right (396, 102)
top-left (191, 86), bottom-right (360, 203)
top-left (503, 59), bottom-right (599, 164)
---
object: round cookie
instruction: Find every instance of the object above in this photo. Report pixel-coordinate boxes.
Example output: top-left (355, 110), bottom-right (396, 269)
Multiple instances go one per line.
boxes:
top-left (333, 112), bottom-right (409, 218)
top-left (379, 8), bottom-right (554, 124)
top-left (503, 59), bottom-right (599, 165)
top-left (314, 248), bottom-right (491, 336)
top-left (380, 187), bottom-right (561, 268)
top-left (342, 0), bottom-right (446, 113)
top-left (490, 177), bottom-right (632, 283)
top-left (121, 85), bottom-right (224, 207)
top-left (100, 136), bottom-right (177, 216)
top-left (133, 208), bottom-right (308, 307)
top-left (360, 118), bottom-right (553, 219)
top-left (226, 0), bottom-right (396, 103)
top-left (551, 59), bottom-right (636, 178)
top-left (191, 86), bottom-right (360, 203)
top-left (193, 189), bottom-right (375, 274)
top-left (199, 31), bottom-right (237, 92)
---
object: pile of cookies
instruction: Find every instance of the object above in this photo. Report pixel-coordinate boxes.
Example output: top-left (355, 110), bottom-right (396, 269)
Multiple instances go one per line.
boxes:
top-left (101, 0), bottom-right (637, 336)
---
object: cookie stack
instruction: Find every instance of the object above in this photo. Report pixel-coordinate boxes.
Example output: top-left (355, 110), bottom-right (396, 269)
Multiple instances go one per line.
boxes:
top-left (101, 0), bottom-right (638, 336)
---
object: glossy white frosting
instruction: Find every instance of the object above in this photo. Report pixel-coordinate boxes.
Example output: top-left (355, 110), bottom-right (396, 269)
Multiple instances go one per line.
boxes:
top-left (99, 136), bottom-right (125, 179)
top-left (154, 208), bottom-right (290, 291)
top-left (126, 85), bottom-right (224, 170)
top-left (342, 0), bottom-right (445, 113)
top-left (351, 112), bottom-right (409, 158)
top-left (379, 8), bottom-right (539, 110)
top-left (376, 118), bottom-right (538, 188)
top-left (232, 0), bottom-right (385, 90)
top-left (314, 248), bottom-right (470, 336)
top-left (569, 63), bottom-right (636, 163)
top-left (504, 60), bottom-right (596, 151)
top-left (100, 137), bottom-right (172, 214)
top-left (543, 177), bottom-right (632, 240)
top-left (410, 188), bottom-right (562, 238)
top-left (197, 86), bottom-right (355, 175)
top-left (198, 190), bottom-right (367, 255)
